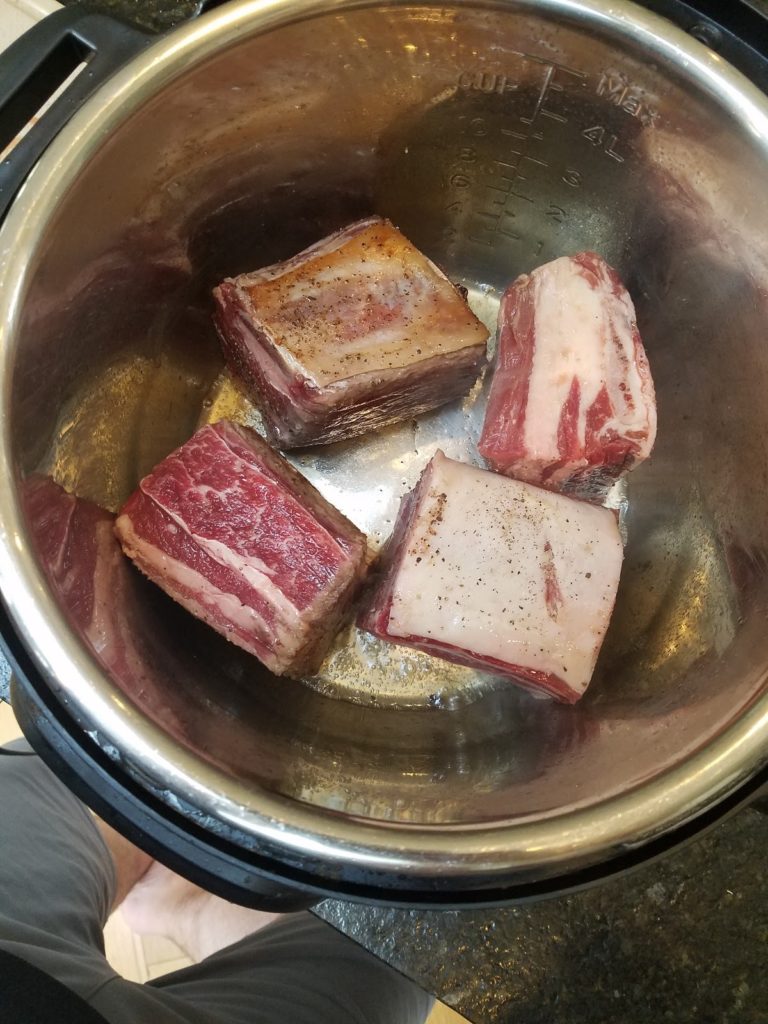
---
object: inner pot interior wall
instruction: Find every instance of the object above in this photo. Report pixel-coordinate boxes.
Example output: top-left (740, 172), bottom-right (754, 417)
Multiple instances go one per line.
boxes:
top-left (9, 3), bottom-right (768, 826)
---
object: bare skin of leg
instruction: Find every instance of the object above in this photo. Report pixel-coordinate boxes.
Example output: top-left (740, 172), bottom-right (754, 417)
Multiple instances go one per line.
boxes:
top-left (93, 817), bottom-right (153, 911)
top-left (94, 817), bottom-right (279, 962)
top-left (119, 861), bottom-right (281, 962)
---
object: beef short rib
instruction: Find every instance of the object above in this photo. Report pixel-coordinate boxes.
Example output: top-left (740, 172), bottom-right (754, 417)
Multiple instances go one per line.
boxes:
top-left (359, 450), bottom-right (623, 703)
top-left (478, 252), bottom-right (656, 499)
top-left (115, 420), bottom-right (369, 678)
top-left (213, 216), bottom-right (489, 448)
top-left (23, 474), bottom-right (152, 688)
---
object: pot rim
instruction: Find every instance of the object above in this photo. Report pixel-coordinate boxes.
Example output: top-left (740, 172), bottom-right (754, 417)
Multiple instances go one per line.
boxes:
top-left (1, 0), bottom-right (768, 886)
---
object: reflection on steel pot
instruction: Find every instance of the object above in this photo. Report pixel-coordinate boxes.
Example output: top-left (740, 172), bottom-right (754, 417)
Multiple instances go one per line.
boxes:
top-left (1, 0), bottom-right (768, 901)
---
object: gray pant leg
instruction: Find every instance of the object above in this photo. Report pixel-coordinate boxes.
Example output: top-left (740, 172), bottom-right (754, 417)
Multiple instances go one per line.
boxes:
top-left (147, 913), bottom-right (434, 1024)
top-left (0, 742), bottom-right (432, 1024)
top-left (0, 739), bottom-right (119, 999)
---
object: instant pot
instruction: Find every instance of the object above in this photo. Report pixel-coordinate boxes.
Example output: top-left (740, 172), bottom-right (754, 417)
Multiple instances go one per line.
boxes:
top-left (1, 0), bottom-right (768, 909)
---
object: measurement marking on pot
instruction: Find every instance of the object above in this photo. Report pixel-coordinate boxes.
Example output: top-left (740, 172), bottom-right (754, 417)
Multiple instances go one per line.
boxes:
top-left (503, 127), bottom-right (545, 142)
top-left (457, 70), bottom-right (519, 96)
top-left (450, 56), bottom-right (587, 251)
top-left (540, 108), bottom-right (567, 124)
top-left (519, 155), bottom-right (548, 168)
top-left (493, 155), bottom-right (522, 173)
top-left (456, 55), bottom-right (585, 99)
top-left (563, 169), bottom-right (582, 188)
top-left (582, 125), bottom-right (625, 162)
top-left (597, 70), bottom-right (659, 127)
top-left (456, 59), bottom-right (582, 248)
top-left (546, 203), bottom-right (566, 223)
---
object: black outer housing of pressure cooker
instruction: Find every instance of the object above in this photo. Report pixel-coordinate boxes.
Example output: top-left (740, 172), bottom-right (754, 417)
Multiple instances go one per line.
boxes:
top-left (1, 0), bottom-right (768, 910)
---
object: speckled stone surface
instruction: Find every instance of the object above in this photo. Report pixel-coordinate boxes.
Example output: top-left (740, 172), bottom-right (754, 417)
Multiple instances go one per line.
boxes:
top-left (72, 0), bottom-right (199, 33)
top-left (318, 811), bottom-right (768, 1023)
top-left (49, 1), bottom-right (768, 1021)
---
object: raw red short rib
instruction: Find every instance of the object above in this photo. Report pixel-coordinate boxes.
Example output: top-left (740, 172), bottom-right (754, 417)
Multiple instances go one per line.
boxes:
top-left (23, 474), bottom-right (148, 686)
top-left (359, 451), bottom-right (623, 703)
top-left (213, 216), bottom-right (489, 448)
top-left (478, 252), bottom-right (656, 500)
top-left (115, 420), bottom-right (369, 677)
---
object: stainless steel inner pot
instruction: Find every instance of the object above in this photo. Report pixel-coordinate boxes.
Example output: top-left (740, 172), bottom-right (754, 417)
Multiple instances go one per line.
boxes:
top-left (2, 0), bottom-right (768, 892)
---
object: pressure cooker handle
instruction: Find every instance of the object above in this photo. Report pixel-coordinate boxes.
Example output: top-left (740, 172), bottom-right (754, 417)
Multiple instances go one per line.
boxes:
top-left (0, 5), bottom-right (152, 224)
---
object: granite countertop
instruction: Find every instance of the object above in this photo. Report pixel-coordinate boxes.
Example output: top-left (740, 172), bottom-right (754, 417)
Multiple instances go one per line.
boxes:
top-left (33, 0), bottom-right (768, 1020)
top-left (318, 810), bottom-right (768, 1023)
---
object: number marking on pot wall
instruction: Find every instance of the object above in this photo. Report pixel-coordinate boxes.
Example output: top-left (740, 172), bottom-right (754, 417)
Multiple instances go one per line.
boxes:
top-left (452, 55), bottom-right (586, 252)
top-left (445, 57), bottom-right (651, 258)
